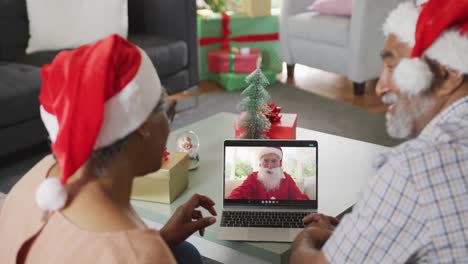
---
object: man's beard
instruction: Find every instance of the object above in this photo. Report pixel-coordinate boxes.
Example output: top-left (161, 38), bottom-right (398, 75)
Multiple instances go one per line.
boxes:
top-left (258, 167), bottom-right (284, 192)
top-left (382, 92), bottom-right (435, 139)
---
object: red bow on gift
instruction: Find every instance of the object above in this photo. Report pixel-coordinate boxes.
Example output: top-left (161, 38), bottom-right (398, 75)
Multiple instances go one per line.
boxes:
top-left (163, 147), bottom-right (170, 162)
top-left (265, 103), bottom-right (282, 123)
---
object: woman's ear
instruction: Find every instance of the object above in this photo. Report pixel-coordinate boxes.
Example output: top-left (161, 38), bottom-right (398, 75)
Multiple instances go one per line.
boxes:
top-left (136, 120), bottom-right (151, 139)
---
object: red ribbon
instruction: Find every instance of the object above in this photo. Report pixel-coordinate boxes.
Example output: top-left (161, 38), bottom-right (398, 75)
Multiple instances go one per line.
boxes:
top-left (221, 12), bottom-right (230, 49)
top-left (265, 103), bottom-right (282, 123)
top-left (199, 12), bottom-right (279, 48)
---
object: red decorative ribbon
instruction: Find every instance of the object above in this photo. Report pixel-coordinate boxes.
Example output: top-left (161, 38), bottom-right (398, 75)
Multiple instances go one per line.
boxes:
top-left (163, 147), bottom-right (170, 162)
top-left (199, 12), bottom-right (279, 48)
top-left (265, 103), bottom-right (282, 123)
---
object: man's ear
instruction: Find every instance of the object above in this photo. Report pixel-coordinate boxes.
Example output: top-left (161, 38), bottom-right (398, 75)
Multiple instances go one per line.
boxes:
top-left (433, 63), bottom-right (464, 96)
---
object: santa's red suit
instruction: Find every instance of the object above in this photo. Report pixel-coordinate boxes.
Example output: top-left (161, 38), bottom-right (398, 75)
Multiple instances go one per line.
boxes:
top-left (228, 171), bottom-right (309, 200)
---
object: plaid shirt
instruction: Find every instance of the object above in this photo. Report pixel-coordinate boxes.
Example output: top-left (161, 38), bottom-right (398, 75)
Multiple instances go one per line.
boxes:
top-left (323, 96), bottom-right (468, 263)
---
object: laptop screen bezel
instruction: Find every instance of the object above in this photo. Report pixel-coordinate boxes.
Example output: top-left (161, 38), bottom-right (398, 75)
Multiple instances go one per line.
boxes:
top-left (223, 140), bottom-right (318, 209)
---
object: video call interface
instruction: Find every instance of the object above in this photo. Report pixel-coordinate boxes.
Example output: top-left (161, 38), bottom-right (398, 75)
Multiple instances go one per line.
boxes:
top-left (224, 146), bottom-right (317, 205)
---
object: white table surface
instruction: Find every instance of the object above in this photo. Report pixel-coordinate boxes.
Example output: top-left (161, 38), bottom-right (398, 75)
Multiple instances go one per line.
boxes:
top-left (133, 112), bottom-right (388, 263)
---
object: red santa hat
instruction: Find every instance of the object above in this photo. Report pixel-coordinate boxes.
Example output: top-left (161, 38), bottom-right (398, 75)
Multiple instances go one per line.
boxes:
top-left (36, 34), bottom-right (162, 212)
top-left (383, 0), bottom-right (468, 95)
top-left (258, 147), bottom-right (283, 160)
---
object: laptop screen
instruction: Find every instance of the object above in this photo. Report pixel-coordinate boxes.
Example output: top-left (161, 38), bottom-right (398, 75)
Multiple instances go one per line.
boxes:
top-left (223, 140), bottom-right (317, 209)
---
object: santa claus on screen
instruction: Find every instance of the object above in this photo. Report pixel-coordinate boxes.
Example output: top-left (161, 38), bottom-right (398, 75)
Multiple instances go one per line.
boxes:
top-left (228, 147), bottom-right (309, 200)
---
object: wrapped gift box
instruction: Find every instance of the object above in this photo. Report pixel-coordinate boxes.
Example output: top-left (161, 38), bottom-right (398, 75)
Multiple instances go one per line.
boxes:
top-left (218, 69), bottom-right (276, 91)
top-left (243, 0), bottom-right (271, 17)
top-left (208, 48), bottom-right (261, 73)
top-left (198, 12), bottom-right (281, 82)
top-left (235, 112), bottom-right (298, 139)
top-left (131, 152), bottom-right (189, 204)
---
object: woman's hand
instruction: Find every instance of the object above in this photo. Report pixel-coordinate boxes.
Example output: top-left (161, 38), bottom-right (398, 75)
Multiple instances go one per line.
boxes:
top-left (160, 194), bottom-right (217, 246)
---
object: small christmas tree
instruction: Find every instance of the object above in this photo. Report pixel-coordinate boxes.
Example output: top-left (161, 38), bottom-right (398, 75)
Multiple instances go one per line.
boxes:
top-left (238, 68), bottom-right (271, 139)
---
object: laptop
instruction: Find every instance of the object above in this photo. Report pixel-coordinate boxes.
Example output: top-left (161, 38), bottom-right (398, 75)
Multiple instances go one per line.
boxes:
top-left (218, 140), bottom-right (318, 242)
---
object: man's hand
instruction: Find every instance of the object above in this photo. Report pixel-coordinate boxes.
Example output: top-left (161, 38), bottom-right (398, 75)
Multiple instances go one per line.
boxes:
top-left (289, 213), bottom-right (340, 264)
top-left (303, 213), bottom-right (339, 231)
top-left (290, 226), bottom-right (331, 263)
top-left (293, 213), bottom-right (338, 250)
top-left (160, 194), bottom-right (217, 246)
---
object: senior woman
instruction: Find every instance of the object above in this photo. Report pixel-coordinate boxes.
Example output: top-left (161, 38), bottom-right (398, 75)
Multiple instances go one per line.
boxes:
top-left (0, 34), bottom-right (216, 263)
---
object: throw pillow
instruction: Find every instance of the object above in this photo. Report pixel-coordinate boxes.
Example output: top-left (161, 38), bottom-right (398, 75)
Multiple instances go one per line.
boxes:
top-left (307, 0), bottom-right (353, 17)
top-left (26, 0), bottom-right (128, 54)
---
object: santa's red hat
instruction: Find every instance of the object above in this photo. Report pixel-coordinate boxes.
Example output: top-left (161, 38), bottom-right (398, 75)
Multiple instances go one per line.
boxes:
top-left (383, 0), bottom-right (468, 95)
top-left (36, 34), bottom-right (162, 212)
top-left (259, 147), bottom-right (283, 160)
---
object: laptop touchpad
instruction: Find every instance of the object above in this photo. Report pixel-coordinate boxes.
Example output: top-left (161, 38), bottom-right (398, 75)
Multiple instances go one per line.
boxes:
top-left (247, 228), bottom-right (290, 241)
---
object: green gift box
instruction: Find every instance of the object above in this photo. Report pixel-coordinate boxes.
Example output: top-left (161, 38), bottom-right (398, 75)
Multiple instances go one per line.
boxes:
top-left (218, 70), bottom-right (277, 92)
top-left (198, 12), bottom-right (282, 82)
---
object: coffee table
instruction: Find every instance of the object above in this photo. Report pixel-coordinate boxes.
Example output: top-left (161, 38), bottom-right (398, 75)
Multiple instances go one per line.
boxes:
top-left (132, 112), bottom-right (388, 264)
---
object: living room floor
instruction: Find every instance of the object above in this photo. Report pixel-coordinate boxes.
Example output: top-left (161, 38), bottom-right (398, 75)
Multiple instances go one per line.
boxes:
top-left (170, 64), bottom-right (387, 114)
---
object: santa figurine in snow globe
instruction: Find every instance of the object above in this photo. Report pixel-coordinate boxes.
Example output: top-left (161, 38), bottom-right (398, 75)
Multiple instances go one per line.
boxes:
top-left (176, 131), bottom-right (200, 170)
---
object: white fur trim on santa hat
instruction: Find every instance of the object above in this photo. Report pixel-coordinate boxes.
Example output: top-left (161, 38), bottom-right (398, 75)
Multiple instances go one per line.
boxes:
top-left (36, 178), bottom-right (68, 211)
top-left (425, 30), bottom-right (468, 74)
top-left (258, 147), bottom-right (283, 160)
top-left (40, 48), bottom-right (162, 149)
top-left (393, 58), bottom-right (433, 95)
top-left (415, 0), bottom-right (428, 5)
top-left (40, 106), bottom-right (59, 142)
top-left (95, 48), bottom-right (161, 148)
top-left (383, 1), bottom-right (420, 46)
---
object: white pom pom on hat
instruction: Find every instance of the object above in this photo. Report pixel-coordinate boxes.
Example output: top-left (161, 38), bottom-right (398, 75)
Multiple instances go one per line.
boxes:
top-left (393, 58), bottom-right (433, 95)
top-left (36, 178), bottom-right (68, 211)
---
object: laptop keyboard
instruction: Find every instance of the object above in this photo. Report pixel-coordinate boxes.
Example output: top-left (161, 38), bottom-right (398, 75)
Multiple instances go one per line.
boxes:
top-left (220, 211), bottom-right (311, 228)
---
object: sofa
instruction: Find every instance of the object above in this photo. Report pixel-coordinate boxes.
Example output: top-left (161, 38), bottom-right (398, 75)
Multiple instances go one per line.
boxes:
top-left (0, 0), bottom-right (199, 157)
top-left (280, 0), bottom-right (405, 95)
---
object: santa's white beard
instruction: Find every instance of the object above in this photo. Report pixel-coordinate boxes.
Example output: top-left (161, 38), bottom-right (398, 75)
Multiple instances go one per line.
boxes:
top-left (383, 93), bottom-right (435, 139)
top-left (258, 167), bottom-right (284, 192)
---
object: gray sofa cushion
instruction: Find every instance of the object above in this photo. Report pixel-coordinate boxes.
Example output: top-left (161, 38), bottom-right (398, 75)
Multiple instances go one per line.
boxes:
top-left (288, 12), bottom-right (350, 48)
top-left (0, 63), bottom-right (41, 127)
top-left (19, 50), bottom-right (62, 67)
top-left (160, 70), bottom-right (189, 95)
top-left (129, 35), bottom-right (188, 78)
